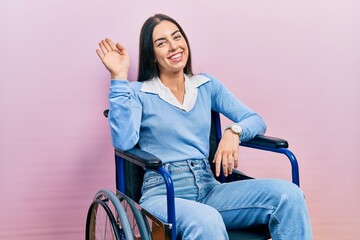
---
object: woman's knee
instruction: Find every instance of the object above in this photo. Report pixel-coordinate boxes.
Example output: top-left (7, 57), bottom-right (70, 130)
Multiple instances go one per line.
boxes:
top-left (267, 179), bottom-right (307, 213)
top-left (268, 179), bottom-right (304, 198)
top-left (281, 181), bottom-right (305, 203)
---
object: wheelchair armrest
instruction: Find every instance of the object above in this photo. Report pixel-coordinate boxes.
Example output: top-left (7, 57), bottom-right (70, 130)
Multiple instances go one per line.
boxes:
top-left (115, 148), bottom-right (163, 169)
top-left (239, 135), bottom-right (300, 186)
top-left (115, 147), bottom-right (176, 237)
top-left (241, 135), bottom-right (289, 149)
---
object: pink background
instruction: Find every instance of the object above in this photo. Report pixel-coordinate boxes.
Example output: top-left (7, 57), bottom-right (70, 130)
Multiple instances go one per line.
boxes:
top-left (1, 0), bottom-right (359, 239)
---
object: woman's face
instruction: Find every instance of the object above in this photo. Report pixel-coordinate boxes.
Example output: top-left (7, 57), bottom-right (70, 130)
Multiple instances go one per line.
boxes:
top-left (152, 20), bottom-right (189, 75)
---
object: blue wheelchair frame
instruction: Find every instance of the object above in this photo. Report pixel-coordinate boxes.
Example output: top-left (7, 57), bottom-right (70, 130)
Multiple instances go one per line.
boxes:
top-left (114, 111), bottom-right (300, 240)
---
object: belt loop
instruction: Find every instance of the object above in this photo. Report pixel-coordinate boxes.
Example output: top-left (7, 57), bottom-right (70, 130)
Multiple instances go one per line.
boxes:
top-left (163, 163), bottom-right (169, 172)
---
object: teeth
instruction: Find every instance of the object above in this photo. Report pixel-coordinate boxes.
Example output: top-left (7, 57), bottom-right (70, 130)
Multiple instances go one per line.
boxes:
top-left (170, 53), bottom-right (181, 59)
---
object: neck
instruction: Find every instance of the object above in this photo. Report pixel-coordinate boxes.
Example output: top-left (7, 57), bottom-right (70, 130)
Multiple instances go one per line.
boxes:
top-left (159, 71), bottom-right (185, 90)
top-left (159, 71), bottom-right (186, 104)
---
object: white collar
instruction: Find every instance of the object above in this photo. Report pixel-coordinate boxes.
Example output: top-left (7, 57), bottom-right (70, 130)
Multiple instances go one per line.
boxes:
top-left (140, 74), bottom-right (210, 112)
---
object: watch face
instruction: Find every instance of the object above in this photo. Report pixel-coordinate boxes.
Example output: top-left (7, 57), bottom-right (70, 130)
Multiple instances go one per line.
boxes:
top-left (231, 125), bottom-right (242, 134)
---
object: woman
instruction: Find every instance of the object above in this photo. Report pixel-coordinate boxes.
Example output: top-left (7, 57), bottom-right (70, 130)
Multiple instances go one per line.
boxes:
top-left (96, 14), bottom-right (312, 240)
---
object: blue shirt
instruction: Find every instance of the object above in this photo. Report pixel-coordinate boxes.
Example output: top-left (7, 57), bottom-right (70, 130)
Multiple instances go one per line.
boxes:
top-left (108, 73), bottom-right (266, 163)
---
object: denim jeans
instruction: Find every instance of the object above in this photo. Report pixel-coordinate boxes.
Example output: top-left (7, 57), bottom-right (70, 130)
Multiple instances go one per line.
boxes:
top-left (139, 159), bottom-right (312, 240)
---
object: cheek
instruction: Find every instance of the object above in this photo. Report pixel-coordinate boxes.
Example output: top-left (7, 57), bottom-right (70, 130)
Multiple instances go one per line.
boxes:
top-left (180, 40), bottom-right (188, 50)
top-left (154, 49), bottom-right (167, 61)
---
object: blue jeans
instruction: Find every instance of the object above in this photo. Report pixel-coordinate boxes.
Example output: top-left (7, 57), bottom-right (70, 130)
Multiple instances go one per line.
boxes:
top-left (139, 159), bottom-right (312, 240)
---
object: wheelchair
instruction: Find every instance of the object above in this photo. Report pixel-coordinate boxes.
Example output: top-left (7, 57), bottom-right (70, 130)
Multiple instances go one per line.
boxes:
top-left (86, 110), bottom-right (300, 240)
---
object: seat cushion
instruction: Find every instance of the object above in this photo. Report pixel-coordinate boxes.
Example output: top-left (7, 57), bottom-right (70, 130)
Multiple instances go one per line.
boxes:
top-left (227, 225), bottom-right (270, 240)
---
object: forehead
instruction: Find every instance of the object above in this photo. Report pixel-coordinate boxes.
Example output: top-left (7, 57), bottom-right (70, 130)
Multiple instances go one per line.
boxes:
top-left (152, 20), bottom-right (179, 39)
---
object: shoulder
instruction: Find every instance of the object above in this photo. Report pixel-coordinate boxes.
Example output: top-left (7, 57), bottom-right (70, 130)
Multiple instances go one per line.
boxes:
top-left (196, 73), bottom-right (223, 83)
top-left (193, 73), bottom-right (223, 89)
top-left (197, 72), bottom-right (214, 80)
top-left (187, 73), bottom-right (211, 87)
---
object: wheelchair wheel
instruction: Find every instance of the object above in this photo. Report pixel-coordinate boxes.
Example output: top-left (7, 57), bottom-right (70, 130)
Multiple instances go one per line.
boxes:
top-left (86, 189), bottom-right (134, 240)
top-left (86, 199), bottom-right (121, 240)
top-left (117, 191), bottom-right (151, 240)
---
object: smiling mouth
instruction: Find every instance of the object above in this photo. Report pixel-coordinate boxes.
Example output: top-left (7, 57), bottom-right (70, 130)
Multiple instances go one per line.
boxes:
top-left (168, 52), bottom-right (182, 61)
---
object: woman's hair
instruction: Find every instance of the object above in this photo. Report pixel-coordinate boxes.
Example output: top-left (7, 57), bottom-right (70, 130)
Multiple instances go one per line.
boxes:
top-left (137, 14), bottom-right (193, 82)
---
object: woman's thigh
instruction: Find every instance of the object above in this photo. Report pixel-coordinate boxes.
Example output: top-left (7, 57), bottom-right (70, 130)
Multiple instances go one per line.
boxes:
top-left (141, 196), bottom-right (228, 240)
top-left (202, 178), bottom-right (305, 229)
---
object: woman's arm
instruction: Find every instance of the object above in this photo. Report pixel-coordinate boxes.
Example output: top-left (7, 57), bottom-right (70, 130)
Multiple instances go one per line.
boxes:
top-left (208, 74), bottom-right (267, 141)
top-left (97, 38), bottom-right (141, 150)
top-left (206, 73), bottom-right (267, 177)
top-left (108, 80), bottom-right (142, 150)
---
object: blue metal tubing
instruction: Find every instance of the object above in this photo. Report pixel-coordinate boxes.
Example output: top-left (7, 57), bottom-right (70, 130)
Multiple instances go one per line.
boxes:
top-left (157, 167), bottom-right (177, 240)
top-left (240, 142), bottom-right (300, 187)
top-left (116, 154), bottom-right (176, 239)
top-left (115, 155), bottom-right (125, 193)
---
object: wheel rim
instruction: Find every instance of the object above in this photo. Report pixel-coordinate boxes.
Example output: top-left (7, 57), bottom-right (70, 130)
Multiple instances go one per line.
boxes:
top-left (90, 189), bottom-right (135, 240)
top-left (117, 192), bottom-right (151, 240)
top-left (86, 199), bottom-right (120, 240)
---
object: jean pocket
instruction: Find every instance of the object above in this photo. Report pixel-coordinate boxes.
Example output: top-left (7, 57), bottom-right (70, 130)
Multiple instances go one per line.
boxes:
top-left (142, 171), bottom-right (164, 190)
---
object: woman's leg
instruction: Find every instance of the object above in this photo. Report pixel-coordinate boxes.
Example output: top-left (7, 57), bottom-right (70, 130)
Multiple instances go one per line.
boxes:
top-left (141, 196), bottom-right (228, 240)
top-left (202, 178), bottom-right (313, 240)
top-left (139, 160), bottom-right (228, 239)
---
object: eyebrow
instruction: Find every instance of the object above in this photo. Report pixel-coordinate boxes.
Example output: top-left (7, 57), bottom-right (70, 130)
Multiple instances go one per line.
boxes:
top-left (154, 30), bottom-right (180, 44)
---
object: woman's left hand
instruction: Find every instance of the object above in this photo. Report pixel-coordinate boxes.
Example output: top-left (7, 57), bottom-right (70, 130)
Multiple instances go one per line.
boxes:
top-left (212, 130), bottom-right (240, 177)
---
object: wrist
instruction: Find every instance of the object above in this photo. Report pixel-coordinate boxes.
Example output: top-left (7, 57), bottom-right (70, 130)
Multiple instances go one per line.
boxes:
top-left (111, 72), bottom-right (128, 80)
top-left (225, 124), bottom-right (243, 137)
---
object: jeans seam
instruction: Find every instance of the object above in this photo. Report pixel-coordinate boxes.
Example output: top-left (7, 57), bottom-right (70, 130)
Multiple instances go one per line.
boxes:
top-left (217, 204), bottom-right (276, 212)
top-left (272, 213), bottom-right (282, 240)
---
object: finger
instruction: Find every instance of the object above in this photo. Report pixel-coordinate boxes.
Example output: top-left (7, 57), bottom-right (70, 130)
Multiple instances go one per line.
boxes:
top-left (222, 154), bottom-right (228, 177)
top-left (116, 42), bottom-right (127, 54)
top-left (228, 155), bottom-right (234, 175)
top-left (99, 41), bottom-right (108, 54)
top-left (96, 49), bottom-right (104, 60)
top-left (234, 159), bottom-right (238, 169)
top-left (234, 151), bottom-right (239, 169)
top-left (213, 152), bottom-right (222, 177)
top-left (105, 38), bottom-right (117, 51)
top-left (102, 39), bottom-right (112, 52)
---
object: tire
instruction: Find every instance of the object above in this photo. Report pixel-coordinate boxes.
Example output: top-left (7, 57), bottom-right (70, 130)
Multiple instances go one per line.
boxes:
top-left (87, 189), bottom-right (134, 240)
top-left (117, 191), bottom-right (151, 240)
top-left (86, 199), bottom-right (121, 240)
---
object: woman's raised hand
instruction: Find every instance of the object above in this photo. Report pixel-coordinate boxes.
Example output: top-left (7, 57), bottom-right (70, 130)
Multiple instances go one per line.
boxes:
top-left (96, 38), bottom-right (130, 80)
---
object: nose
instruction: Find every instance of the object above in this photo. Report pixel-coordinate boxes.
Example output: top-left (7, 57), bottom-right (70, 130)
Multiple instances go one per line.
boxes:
top-left (169, 40), bottom-right (178, 51)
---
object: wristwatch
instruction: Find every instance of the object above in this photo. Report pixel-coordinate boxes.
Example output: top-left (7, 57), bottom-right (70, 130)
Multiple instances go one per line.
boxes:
top-left (225, 124), bottom-right (243, 136)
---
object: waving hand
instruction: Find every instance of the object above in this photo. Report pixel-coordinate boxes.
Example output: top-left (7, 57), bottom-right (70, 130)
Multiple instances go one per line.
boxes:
top-left (96, 38), bottom-right (130, 80)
